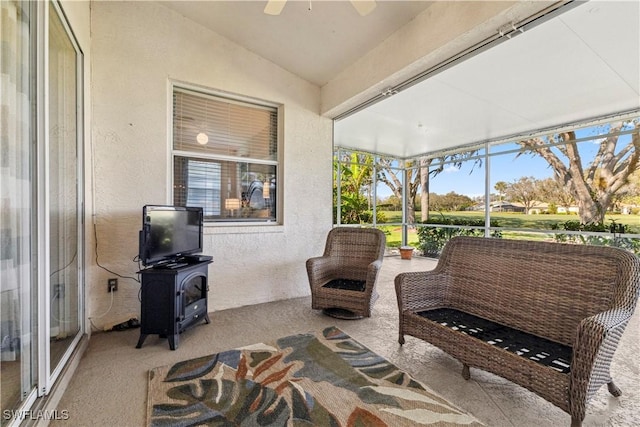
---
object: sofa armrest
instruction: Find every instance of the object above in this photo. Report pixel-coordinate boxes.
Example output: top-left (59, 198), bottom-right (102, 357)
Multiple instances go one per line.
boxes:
top-left (570, 308), bottom-right (633, 408)
top-left (395, 270), bottom-right (452, 313)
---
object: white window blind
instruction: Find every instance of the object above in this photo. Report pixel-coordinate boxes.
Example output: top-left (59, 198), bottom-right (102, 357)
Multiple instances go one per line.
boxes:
top-left (173, 89), bottom-right (277, 160)
top-left (172, 87), bottom-right (278, 223)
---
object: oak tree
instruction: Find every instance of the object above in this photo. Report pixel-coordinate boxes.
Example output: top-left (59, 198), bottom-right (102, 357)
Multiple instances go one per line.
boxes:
top-left (516, 120), bottom-right (639, 223)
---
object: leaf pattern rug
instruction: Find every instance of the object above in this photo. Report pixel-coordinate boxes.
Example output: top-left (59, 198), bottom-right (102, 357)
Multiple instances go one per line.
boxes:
top-left (147, 326), bottom-right (484, 426)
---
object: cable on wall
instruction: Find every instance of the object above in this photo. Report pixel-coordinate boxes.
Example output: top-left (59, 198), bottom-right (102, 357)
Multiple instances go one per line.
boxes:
top-left (93, 222), bottom-right (140, 283)
top-left (88, 289), bottom-right (115, 332)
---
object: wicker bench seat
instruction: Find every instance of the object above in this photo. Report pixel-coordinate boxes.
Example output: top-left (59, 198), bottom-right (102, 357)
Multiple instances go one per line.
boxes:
top-left (418, 308), bottom-right (572, 374)
top-left (395, 236), bottom-right (640, 427)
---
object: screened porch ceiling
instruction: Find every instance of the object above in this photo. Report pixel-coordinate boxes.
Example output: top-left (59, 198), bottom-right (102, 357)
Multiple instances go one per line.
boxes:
top-left (334, 0), bottom-right (640, 159)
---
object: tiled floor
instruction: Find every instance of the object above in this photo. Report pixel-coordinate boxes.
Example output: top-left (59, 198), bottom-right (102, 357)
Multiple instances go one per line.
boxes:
top-left (51, 256), bottom-right (640, 426)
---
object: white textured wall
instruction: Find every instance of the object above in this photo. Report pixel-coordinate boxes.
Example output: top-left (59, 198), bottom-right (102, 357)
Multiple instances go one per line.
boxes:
top-left (89, 1), bottom-right (333, 329)
top-left (77, 0), bottom-right (550, 330)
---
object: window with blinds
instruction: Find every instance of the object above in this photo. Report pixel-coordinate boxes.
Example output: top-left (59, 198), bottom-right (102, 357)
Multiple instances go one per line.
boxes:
top-left (172, 87), bottom-right (278, 223)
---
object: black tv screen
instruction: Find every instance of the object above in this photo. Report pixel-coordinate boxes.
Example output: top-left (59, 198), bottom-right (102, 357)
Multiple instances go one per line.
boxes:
top-left (139, 205), bottom-right (203, 266)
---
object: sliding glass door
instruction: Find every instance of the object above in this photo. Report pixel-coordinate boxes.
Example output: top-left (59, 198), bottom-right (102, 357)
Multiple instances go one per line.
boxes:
top-left (0, 1), bottom-right (83, 423)
top-left (47, 0), bottom-right (82, 378)
top-left (0, 1), bottom-right (38, 419)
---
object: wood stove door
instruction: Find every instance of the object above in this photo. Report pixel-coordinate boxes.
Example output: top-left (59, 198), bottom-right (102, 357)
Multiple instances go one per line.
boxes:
top-left (179, 271), bottom-right (208, 326)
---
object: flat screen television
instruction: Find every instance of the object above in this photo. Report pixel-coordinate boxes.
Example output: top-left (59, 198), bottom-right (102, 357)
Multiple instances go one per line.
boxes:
top-left (139, 205), bottom-right (203, 267)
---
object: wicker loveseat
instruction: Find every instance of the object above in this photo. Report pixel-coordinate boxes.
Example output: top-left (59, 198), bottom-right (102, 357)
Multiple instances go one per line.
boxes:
top-left (395, 236), bottom-right (640, 427)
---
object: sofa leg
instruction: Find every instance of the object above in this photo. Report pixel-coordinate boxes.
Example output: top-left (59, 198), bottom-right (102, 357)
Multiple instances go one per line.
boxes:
top-left (571, 417), bottom-right (581, 427)
top-left (461, 364), bottom-right (470, 380)
top-left (399, 334), bottom-right (405, 345)
top-left (607, 381), bottom-right (622, 397)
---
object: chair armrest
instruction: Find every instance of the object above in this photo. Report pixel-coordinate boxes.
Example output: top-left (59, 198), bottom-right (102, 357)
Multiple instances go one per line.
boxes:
top-left (351, 259), bottom-right (382, 296)
top-left (366, 259), bottom-right (383, 281)
top-left (306, 256), bottom-right (335, 290)
top-left (570, 308), bottom-right (633, 403)
top-left (395, 270), bottom-right (452, 313)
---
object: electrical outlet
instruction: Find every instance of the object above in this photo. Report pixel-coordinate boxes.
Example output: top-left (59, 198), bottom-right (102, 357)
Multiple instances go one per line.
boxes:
top-left (108, 278), bottom-right (118, 293)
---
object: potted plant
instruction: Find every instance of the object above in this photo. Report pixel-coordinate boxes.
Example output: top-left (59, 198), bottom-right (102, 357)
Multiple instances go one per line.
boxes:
top-left (399, 246), bottom-right (414, 260)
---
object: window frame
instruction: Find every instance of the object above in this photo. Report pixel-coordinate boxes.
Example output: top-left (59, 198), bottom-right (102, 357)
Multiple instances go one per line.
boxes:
top-left (170, 82), bottom-right (282, 226)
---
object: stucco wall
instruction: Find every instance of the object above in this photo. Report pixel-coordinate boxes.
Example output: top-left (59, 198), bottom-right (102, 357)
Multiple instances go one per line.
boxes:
top-left (89, 1), bottom-right (333, 329)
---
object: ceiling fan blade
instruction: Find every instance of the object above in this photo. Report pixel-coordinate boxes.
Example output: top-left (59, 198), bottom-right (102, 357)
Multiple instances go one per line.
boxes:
top-left (350, 0), bottom-right (376, 16)
top-left (264, 0), bottom-right (287, 16)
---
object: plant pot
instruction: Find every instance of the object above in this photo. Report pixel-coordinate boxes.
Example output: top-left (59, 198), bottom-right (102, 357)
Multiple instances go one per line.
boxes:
top-left (399, 246), bottom-right (414, 260)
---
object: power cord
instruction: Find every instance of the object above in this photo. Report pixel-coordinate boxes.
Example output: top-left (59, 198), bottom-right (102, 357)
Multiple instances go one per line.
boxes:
top-left (50, 251), bottom-right (77, 278)
top-left (90, 221), bottom-right (140, 328)
top-left (93, 221), bottom-right (140, 283)
top-left (88, 289), bottom-right (115, 332)
top-left (50, 288), bottom-right (75, 324)
top-left (49, 252), bottom-right (78, 325)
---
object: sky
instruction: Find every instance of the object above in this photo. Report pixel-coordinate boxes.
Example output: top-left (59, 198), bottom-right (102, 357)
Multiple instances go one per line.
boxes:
top-left (429, 147), bottom-right (553, 199)
top-left (374, 148), bottom-right (559, 200)
top-left (374, 122), bottom-right (636, 200)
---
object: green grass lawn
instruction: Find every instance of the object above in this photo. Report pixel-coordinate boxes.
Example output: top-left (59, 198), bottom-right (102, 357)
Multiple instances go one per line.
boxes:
top-left (379, 226), bottom-right (420, 248)
top-left (376, 210), bottom-right (639, 247)
top-left (378, 210), bottom-right (639, 233)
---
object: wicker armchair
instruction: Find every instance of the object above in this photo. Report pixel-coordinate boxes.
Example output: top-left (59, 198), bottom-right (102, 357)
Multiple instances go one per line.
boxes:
top-left (306, 227), bottom-right (386, 319)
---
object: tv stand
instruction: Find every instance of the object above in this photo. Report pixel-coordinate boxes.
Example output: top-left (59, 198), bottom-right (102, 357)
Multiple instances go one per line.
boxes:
top-left (136, 259), bottom-right (212, 350)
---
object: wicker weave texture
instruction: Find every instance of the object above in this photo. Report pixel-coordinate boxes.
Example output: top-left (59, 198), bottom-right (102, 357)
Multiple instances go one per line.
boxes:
top-left (395, 236), bottom-right (640, 426)
top-left (307, 227), bottom-right (386, 318)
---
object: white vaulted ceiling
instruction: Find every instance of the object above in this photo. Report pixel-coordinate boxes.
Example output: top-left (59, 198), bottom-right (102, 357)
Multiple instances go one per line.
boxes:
top-left (160, 1), bottom-right (639, 158)
top-left (161, 0), bottom-right (433, 86)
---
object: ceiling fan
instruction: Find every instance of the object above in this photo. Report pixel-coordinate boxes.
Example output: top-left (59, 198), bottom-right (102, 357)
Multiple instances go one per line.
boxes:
top-left (264, 0), bottom-right (377, 17)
